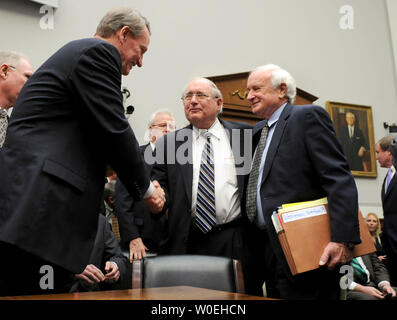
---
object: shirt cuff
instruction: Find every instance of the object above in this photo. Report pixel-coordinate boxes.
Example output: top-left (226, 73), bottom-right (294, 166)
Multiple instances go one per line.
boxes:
top-left (348, 281), bottom-right (357, 291)
top-left (143, 181), bottom-right (154, 199)
top-left (378, 281), bottom-right (390, 290)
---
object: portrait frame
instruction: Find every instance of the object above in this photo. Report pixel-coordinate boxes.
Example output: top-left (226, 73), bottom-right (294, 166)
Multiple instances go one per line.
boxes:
top-left (326, 101), bottom-right (377, 178)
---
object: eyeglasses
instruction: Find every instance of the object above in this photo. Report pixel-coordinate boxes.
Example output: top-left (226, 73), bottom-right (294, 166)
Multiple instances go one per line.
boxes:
top-left (182, 92), bottom-right (214, 102)
top-left (152, 122), bottom-right (176, 131)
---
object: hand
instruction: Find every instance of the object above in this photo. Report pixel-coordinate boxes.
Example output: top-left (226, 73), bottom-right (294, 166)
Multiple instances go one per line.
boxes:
top-left (355, 284), bottom-right (385, 299)
top-left (358, 146), bottom-right (366, 158)
top-left (144, 180), bottom-right (165, 213)
top-left (104, 261), bottom-right (120, 283)
top-left (319, 242), bottom-right (353, 270)
top-left (378, 255), bottom-right (387, 262)
top-left (75, 264), bottom-right (105, 284)
top-left (129, 237), bottom-right (148, 262)
top-left (381, 284), bottom-right (396, 298)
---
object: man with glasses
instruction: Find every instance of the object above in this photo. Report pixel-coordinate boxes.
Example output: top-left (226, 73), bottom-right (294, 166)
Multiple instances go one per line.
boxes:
top-left (151, 77), bottom-right (252, 265)
top-left (0, 7), bottom-right (164, 296)
top-left (0, 51), bottom-right (33, 148)
top-left (115, 110), bottom-right (175, 262)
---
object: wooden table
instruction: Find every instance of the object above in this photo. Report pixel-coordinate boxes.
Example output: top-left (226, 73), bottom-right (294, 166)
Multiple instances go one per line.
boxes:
top-left (0, 286), bottom-right (271, 300)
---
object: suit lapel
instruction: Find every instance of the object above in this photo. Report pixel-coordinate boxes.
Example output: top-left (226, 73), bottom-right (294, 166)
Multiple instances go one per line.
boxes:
top-left (384, 174), bottom-right (396, 200)
top-left (260, 103), bottom-right (292, 185)
top-left (176, 126), bottom-right (193, 205)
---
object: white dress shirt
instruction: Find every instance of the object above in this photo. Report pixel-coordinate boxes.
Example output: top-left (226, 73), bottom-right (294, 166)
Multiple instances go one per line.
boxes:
top-left (191, 119), bottom-right (241, 224)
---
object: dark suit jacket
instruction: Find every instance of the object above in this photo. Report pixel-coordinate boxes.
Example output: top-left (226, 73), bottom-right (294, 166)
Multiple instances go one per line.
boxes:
top-left (338, 125), bottom-right (368, 171)
top-left (381, 171), bottom-right (397, 255)
top-left (114, 144), bottom-right (167, 251)
top-left (0, 38), bottom-right (150, 273)
top-left (69, 215), bottom-right (128, 292)
top-left (151, 119), bottom-right (252, 255)
top-left (255, 103), bottom-right (360, 277)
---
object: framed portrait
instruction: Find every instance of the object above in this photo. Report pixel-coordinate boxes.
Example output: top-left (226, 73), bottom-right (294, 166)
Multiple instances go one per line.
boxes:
top-left (326, 101), bottom-right (377, 178)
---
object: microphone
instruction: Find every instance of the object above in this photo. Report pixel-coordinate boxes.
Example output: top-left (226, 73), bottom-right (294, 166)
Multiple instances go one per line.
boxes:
top-left (126, 105), bottom-right (135, 115)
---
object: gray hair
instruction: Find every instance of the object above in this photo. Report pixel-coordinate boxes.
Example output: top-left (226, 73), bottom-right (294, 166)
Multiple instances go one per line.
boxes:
top-left (148, 109), bottom-right (175, 127)
top-left (181, 77), bottom-right (224, 114)
top-left (0, 51), bottom-right (28, 68)
top-left (253, 64), bottom-right (297, 103)
top-left (95, 7), bottom-right (151, 38)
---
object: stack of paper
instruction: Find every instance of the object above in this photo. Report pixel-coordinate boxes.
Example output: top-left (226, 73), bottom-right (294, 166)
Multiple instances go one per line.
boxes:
top-left (272, 198), bottom-right (376, 275)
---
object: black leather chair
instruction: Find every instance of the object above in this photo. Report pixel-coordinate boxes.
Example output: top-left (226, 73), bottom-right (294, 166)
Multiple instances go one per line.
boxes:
top-left (132, 254), bottom-right (245, 293)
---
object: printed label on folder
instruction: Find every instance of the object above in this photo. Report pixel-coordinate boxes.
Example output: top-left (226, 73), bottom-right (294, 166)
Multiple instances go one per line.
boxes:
top-left (282, 205), bottom-right (327, 223)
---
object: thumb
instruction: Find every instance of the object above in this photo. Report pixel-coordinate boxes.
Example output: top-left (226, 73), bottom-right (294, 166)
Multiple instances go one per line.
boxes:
top-left (319, 251), bottom-right (329, 266)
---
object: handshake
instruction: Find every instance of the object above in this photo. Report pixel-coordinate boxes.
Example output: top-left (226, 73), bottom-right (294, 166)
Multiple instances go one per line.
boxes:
top-left (144, 180), bottom-right (165, 213)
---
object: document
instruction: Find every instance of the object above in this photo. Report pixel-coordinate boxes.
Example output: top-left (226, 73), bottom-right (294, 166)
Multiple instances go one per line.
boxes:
top-left (272, 198), bottom-right (376, 275)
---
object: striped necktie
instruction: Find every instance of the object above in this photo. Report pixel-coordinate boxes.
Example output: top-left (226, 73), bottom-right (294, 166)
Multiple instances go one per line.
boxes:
top-left (245, 122), bottom-right (269, 222)
top-left (351, 258), bottom-right (369, 284)
top-left (195, 134), bottom-right (216, 233)
top-left (0, 109), bottom-right (8, 148)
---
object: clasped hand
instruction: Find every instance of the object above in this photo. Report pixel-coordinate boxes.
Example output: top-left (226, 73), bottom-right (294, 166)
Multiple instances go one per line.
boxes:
top-left (144, 180), bottom-right (165, 213)
top-left (75, 262), bottom-right (120, 285)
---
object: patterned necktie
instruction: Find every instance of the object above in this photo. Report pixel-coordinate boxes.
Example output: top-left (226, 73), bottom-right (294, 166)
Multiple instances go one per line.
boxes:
top-left (246, 122), bottom-right (269, 222)
top-left (195, 134), bottom-right (216, 233)
top-left (385, 167), bottom-right (393, 193)
top-left (0, 109), bottom-right (8, 148)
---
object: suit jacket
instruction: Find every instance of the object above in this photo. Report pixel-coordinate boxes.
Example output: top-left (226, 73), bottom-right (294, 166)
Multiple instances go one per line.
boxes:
top-left (338, 125), bottom-right (368, 171)
top-left (114, 144), bottom-right (167, 251)
top-left (381, 170), bottom-right (397, 255)
top-left (69, 214), bottom-right (128, 292)
top-left (255, 103), bottom-right (361, 276)
top-left (151, 119), bottom-right (252, 254)
top-left (352, 253), bottom-right (391, 287)
top-left (0, 38), bottom-right (150, 273)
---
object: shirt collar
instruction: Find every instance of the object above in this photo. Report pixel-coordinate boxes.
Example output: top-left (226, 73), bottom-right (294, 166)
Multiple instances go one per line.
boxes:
top-left (267, 102), bottom-right (287, 128)
top-left (193, 118), bottom-right (221, 141)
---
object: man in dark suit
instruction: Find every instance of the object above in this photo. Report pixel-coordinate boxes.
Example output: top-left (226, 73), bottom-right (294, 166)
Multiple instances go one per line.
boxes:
top-left (345, 252), bottom-right (396, 300)
top-left (381, 136), bottom-right (397, 285)
top-left (115, 110), bottom-right (175, 262)
top-left (0, 7), bottom-right (164, 296)
top-left (244, 64), bottom-right (360, 299)
top-left (338, 111), bottom-right (368, 171)
top-left (0, 51), bottom-right (33, 148)
top-left (151, 77), bottom-right (252, 262)
top-left (69, 214), bottom-right (128, 292)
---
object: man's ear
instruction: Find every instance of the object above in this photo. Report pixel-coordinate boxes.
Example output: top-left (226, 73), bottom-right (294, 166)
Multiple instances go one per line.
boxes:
top-left (278, 83), bottom-right (287, 99)
top-left (0, 64), bottom-right (9, 80)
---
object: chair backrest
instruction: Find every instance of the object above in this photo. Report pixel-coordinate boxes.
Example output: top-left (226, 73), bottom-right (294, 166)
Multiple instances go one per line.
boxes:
top-left (132, 255), bottom-right (245, 293)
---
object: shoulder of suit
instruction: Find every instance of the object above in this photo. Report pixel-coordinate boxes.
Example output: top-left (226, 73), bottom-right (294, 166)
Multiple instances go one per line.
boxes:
top-left (221, 119), bottom-right (253, 130)
top-left (66, 38), bottom-right (121, 65)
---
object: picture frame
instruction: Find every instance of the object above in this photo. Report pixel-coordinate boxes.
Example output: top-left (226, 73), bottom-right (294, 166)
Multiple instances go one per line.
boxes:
top-left (326, 101), bottom-right (377, 178)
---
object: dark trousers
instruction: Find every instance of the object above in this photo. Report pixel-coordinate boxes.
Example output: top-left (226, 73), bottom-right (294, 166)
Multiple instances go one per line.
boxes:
top-left (186, 219), bottom-right (245, 260)
top-left (0, 241), bottom-right (74, 297)
top-left (245, 224), bottom-right (341, 300)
